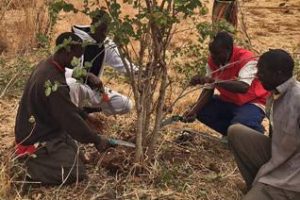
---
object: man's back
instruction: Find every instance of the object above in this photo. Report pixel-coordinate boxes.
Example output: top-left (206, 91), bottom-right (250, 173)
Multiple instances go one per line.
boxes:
top-left (255, 78), bottom-right (300, 192)
top-left (15, 59), bottom-right (67, 145)
top-left (208, 47), bottom-right (269, 106)
top-left (13, 32), bottom-right (113, 185)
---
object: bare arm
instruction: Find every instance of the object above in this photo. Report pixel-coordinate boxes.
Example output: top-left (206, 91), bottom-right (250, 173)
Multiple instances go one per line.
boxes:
top-left (216, 60), bottom-right (258, 93)
top-left (191, 88), bottom-right (214, 114)
top-left (183, 88), bottom-right (214, 122)
top-left (215, 80), bottom-right (250, 93)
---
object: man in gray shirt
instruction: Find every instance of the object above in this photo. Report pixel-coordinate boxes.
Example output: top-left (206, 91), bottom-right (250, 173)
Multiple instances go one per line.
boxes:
top-left (228, 49), bottom-right (300, 199)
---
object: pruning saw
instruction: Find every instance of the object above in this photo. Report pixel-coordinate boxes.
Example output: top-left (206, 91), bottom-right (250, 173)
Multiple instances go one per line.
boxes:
top-left (160, 115), bottom-right (184, 128)
top-left (106, 115), bottom-right (185, 148)
top-left (108, 138), bottom-right (136, 148)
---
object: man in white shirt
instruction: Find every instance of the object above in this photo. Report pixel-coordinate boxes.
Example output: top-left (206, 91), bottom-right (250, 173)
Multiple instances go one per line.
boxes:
top-left (66, 9), bottom-right (137, 116)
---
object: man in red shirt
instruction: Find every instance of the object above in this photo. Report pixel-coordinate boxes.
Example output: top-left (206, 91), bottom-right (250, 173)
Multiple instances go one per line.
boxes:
top-left (183, 32), bottom-right (269, 139)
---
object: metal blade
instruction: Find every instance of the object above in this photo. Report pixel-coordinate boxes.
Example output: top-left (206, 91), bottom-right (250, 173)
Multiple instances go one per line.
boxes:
top-left (160, 115), bottom-right (183, 128)
top-left (108, 139), bottom-right (136, 148)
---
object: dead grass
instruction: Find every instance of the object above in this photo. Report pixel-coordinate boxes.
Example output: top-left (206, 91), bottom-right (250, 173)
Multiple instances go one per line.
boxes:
top-left (0, 0), bottom-right (50, 54)
top-left (0, 131), bottom-right (244, 200)
top-left (0, 38), bottom-right (7, 54)
top-left (0, 96), bottom-right (244, 199)
top-left (0, 162), bottom-right (12, 199)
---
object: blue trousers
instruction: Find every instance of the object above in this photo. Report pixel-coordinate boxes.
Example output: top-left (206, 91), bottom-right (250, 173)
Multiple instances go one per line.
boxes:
top-left (197, 96), bottom-right (265, 135)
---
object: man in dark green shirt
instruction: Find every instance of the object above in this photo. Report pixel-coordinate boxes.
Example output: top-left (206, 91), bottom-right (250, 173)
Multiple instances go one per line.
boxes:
top-left (15, 32), bottom-right (112, 185)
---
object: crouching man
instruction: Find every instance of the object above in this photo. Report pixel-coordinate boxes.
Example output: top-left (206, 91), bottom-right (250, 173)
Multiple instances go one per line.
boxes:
top-left (66, 9), bottom-right (136, 115)
top-left (228, 49), bottom-right (300, 199)
top-left (14, 32), bottom-right (114, 185)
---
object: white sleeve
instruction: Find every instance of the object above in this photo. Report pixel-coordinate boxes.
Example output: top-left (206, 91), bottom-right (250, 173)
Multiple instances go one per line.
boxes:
top-left (238, 60), bottom-right (258, 85)
top-left (103, 38), bottom-right (138, 74)
top-left (65, 68), bottom-right (73, 79)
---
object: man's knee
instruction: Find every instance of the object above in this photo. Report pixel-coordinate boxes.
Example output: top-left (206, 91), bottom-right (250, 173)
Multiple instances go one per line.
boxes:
top-left (122, 98), bottom-right (133, 114)
top-left (228, 123), bottom-right (264, 149)
top-left (24, 138), bottom-right (87, 185)
top-left (232, 105), bottom-right (265, 133)
top-left (68, 83), bottom-right (93, 107)
top-left (107, 95), bottom-right (133, 115)
top-left (228, 123), bottom-right (247, 146)
top-left (25, 159), bottom-right (86, 185)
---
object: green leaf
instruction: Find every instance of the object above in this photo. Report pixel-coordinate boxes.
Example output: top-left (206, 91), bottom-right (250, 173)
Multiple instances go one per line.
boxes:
top-left (84, 61), bottom-right (92, 69)
top-left (72, 66), bottom-right (82, 79)
top-left (36, 33), bottom-right (49, 47)
top-left (111, 2), bottom-right (121, 11)
top-left (28, 115), bottom-right (35, 123)
top-left (71, 57), bottom-right (81, 68)
top-left (90, 21), bottom-right (100, 34)
top-left (52, 82), bottom-right (58, 92)
top-left (110, 2), bottom-right (121, 18)
top-left (82, 40), bottom-right (94, 48)
top-left (199, 6), bottom-right (209, 15)
top-left (72, 66), bottom-right (87, 81)
top-left (196, 22), bottom-right (213, 41)
top-left (213, 20), bottom-right (236, 34)
top-left (45, 87), bottom-right (52, 97)
top-left (44, 80), bottom-right (52, 88)
top-left (174, 0), bottom-right (202, 17)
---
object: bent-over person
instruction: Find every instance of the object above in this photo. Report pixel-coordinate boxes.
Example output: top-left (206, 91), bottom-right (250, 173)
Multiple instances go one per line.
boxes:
top-left (66, 9), bottom-right (137, 115)
top-left (14, 32), bottom-right (113, 185)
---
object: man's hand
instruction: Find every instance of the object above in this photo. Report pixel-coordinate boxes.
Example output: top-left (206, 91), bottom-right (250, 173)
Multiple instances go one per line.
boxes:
top-left (189, 75), bottom-right (214, 86)
top-left (87, 73), bottom-right (103, 89)
top-left (86, 113), bottom-right (105, 131)
top-left (94, 135), bottom-right (116, 153)
top-left (182, 110), bottom-right (197, 123)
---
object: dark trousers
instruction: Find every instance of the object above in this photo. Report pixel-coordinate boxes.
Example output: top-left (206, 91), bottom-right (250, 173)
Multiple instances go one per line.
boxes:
top-left (197, 96), bottom-right (265, 135)
top-left (228, 124), bottom-right (300, 200)
top-left (21, 135), bottom-right (86, 185)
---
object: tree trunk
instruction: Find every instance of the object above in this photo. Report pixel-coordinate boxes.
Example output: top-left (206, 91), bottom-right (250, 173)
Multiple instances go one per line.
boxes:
top-left (134, 100), bottom-right (144, 163)
top-left (147, 65), bottom-right (167, 158)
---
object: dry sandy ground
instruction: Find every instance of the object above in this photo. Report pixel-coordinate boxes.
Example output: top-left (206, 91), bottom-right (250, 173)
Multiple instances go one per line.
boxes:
top-left (0, 0), bottom-right (299, 199)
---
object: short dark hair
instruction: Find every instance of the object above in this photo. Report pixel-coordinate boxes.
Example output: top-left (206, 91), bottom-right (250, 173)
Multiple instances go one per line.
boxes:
top-left (55, 32), bottom-right (82, 53)
top-left (209, 31), bottom-right (233, 53)
top-left (258, 49), bottom-right (294, 77)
